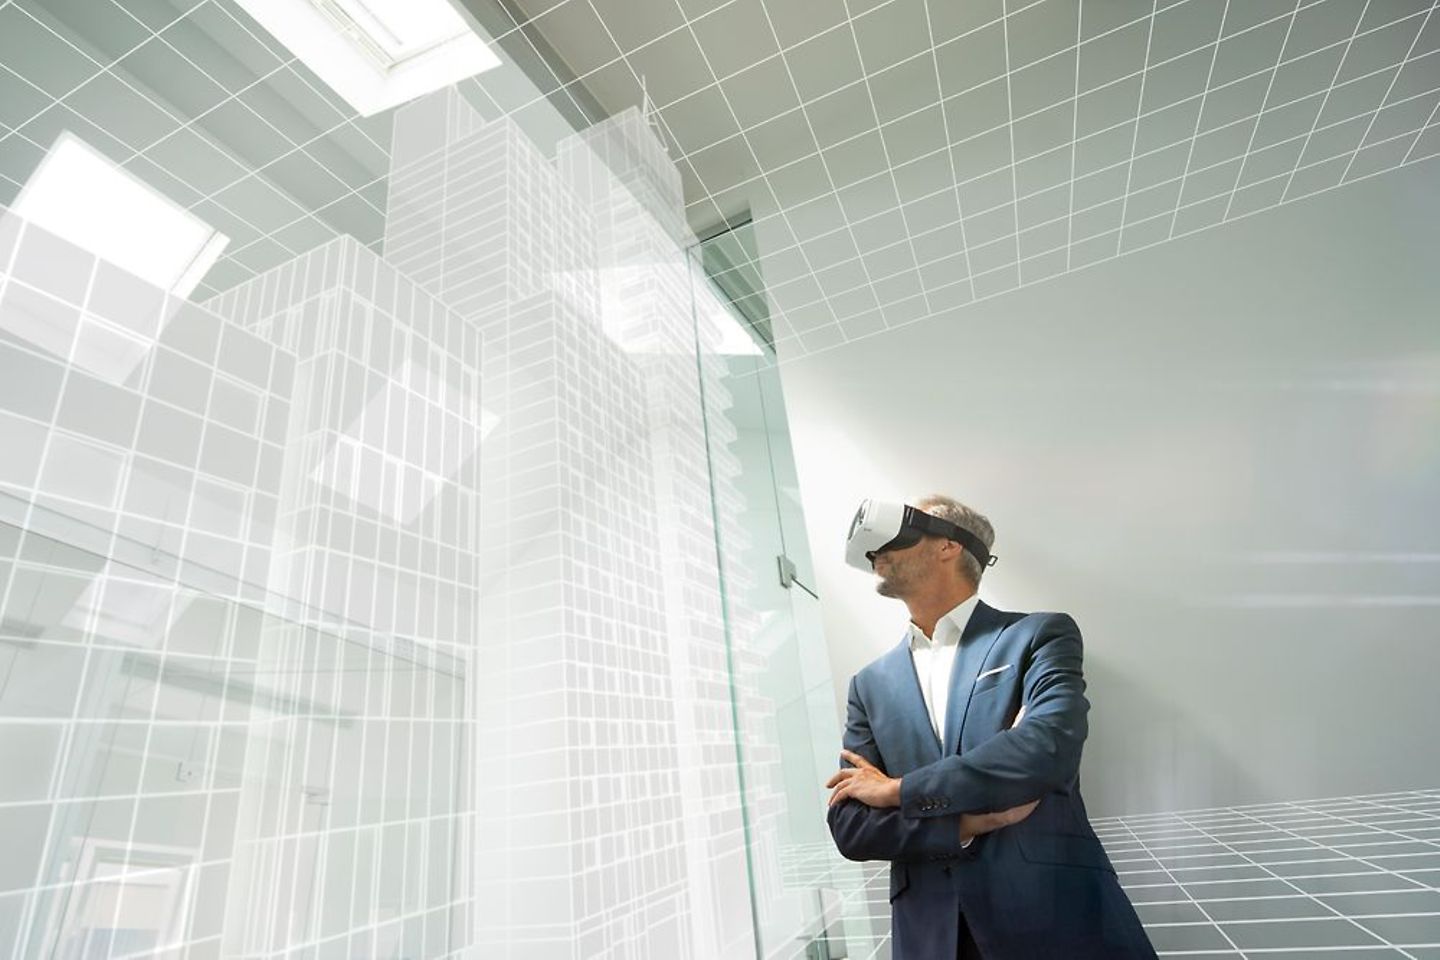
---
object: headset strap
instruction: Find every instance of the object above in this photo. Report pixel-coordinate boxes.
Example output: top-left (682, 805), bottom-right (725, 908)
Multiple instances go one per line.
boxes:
top-left (904, 506), bottom-right (998, 569)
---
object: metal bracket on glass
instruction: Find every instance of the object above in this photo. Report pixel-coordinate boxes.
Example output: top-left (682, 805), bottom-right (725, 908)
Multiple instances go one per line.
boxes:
top-left (778, 554), bottom-right (798, 590)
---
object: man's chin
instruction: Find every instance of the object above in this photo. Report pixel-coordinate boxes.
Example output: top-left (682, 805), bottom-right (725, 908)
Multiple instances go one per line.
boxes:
top-left (875, 579), bottom-right (899, 598)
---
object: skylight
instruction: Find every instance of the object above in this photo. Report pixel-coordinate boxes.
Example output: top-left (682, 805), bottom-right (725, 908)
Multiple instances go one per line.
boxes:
top-left (13, 132), bottom-right (228, 300)
top-left (236, 0), bottom-right (501, 117)
top-left (321, 0), bottom-right (471, 66)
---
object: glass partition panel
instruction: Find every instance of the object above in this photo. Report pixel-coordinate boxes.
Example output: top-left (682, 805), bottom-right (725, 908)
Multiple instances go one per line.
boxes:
top-left (690, 235), bottom-right (874, 959)
top-left (1, 33), bottom-right (857, 951)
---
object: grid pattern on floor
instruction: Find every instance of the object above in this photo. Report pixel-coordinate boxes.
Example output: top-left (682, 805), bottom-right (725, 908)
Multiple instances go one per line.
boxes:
top-left (786, 789), bottom-right (1440, 959)
top-left (1108, 789), bottom-right (1440, 957)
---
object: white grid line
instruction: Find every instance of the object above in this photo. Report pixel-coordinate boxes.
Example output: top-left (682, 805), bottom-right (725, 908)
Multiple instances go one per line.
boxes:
top-left (1112, 0), bottom-right (1161, 257)
top-left (1338, 2), bottom-right (1438, 184)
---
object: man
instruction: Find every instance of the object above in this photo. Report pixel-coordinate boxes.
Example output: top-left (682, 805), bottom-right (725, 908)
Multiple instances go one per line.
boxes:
top-left (825, 495), bottom-right (1156, 959)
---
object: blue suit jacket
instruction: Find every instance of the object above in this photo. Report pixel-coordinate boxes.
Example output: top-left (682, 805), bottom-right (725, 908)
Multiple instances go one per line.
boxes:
top-left (828, 601), bottom-right (1157, 960)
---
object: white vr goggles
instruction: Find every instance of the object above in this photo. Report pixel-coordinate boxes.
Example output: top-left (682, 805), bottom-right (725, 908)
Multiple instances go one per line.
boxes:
top-left (845, 499), bottom-right (998, 573)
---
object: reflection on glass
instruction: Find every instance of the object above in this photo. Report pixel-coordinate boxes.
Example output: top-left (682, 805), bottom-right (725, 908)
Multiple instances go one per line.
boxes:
top-left (691, 233), bottom-right (867, 959)
top-left (0, 70), bottom-right (848, 958)
top-left (0, 517), bottom-right (470, 960)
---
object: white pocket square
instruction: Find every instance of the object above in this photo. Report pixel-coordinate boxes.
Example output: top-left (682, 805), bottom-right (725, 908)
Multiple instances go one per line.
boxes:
top-left (976, 664), bottom-right (1012, 681)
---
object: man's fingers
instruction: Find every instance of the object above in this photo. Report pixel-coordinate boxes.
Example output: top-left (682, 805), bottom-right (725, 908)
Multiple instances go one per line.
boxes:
top-left (825, 768), bottom-right (858, 789)
top-left (990, 799), bottom-right (1041, 827)
top-left (840, 749), bottom-right (874, 771)
top-left (960, 798), bottom-right (1043, 837)
top-left (1003, 800), bottom-right (1040, 824)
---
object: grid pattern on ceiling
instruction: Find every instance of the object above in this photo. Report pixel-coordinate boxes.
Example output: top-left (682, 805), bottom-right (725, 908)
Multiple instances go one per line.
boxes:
top-left (1, 0), bottom-right (1437, 357)
top-left (790, 790), bottom-right (1440, 958)
top-left (0, 0), bottom-right (601, 305)
top-left (0, 0), bottom-right (648, 304)
top-left (0, 0), bottom-right (401, 300)
top-left (503, 0), bottom-right (1440, 360)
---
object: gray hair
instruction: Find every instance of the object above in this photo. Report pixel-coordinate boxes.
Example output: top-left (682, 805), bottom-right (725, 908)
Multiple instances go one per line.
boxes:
top-left (915, 494), bottom-right (995, 585)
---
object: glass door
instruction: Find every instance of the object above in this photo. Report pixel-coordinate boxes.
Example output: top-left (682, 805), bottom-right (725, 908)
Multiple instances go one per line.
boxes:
top-left (689, 234), bottom-right (882, 959)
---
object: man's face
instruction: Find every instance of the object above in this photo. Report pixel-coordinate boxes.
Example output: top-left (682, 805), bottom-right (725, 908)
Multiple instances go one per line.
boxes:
top-left (872, 537), bottom-right (941, 598)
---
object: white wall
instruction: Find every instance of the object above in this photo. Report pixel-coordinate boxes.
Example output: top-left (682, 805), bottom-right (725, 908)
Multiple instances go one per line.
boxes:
top-left (779, 162), bottom-right (1440, 817)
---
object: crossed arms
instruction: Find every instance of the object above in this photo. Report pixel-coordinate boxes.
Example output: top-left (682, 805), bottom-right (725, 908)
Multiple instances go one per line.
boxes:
top-left (826, 613), bottom-right (1090, 862)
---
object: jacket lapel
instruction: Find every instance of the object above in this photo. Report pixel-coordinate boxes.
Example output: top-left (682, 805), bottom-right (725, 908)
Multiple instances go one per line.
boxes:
top-left (880, 635), bottom-right (943, 763)
top-left (942, 600), bottom-right (1007, 756)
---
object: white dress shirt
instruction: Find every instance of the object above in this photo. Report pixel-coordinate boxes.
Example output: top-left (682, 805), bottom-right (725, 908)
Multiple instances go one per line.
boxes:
top-left (909, 594), bottom-right (982, 848)
top-left (908, 594), bottom-right (981, 745)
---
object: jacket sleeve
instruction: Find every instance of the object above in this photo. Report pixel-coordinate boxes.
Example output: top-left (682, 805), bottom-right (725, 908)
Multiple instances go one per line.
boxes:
top-left (826, 674), bottom-right (965, 862)
top-left (899, 613), bottom-right (1089, 817)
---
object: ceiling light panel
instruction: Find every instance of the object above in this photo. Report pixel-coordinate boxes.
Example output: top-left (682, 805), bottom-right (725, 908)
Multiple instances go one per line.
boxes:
top-left (325, 0), bottom-right (470, 65)
top-left (236, 0), bottom-right (502, 116)
top-left (13, 132), bottom-right (229, 301)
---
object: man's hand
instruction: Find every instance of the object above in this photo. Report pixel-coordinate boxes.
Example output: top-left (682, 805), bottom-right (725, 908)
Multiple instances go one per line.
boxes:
top-left (826, 750), bottom-right (1039, 836)
top-left (826, 705), bottom-right (1040, 819)
top-left (957, 702), bottom-right (1037, 840)
top-left (960, 799), bottom-right (1039, 843)
top-left (826, 750), bottom-right (901, 808)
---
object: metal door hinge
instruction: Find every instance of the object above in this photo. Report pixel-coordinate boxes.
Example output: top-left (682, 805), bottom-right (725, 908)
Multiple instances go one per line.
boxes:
top-left (778, 554), bottom-right (797, 589)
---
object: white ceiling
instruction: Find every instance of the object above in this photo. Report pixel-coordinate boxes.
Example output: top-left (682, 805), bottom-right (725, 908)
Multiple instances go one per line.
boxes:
top-left (0, 0), bottom-right (398, 297)
top-left (508, 0), bottom-right (1440, 358)
top-left (1, 0), bottom-right (1437, 362)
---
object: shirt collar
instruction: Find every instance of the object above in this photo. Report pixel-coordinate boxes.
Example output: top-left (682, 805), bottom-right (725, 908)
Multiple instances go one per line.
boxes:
top-left (908, 594), bottom-right (981, 651)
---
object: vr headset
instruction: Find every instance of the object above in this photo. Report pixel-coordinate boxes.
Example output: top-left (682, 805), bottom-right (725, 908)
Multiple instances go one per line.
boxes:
top-left (845, 499), bottom-right (997, 573)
